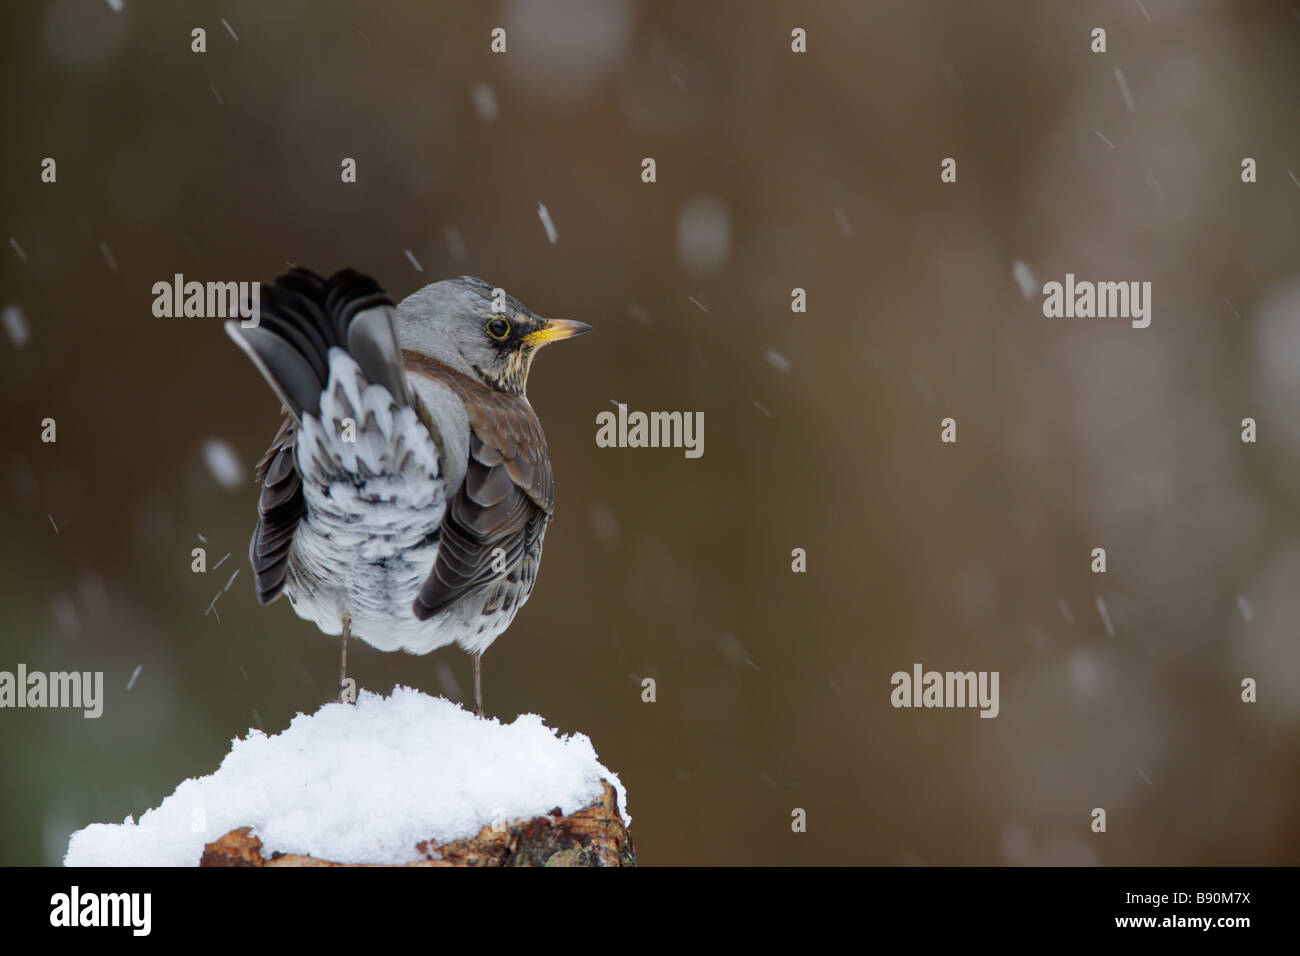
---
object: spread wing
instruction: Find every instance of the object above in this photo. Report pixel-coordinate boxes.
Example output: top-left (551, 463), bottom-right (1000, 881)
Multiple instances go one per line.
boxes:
top-left (413, 386), bottom-right (553, 621)
top-left (228, 266), bottom-right (409, 604)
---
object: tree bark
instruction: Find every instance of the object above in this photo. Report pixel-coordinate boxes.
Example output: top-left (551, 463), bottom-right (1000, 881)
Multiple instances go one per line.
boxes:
top-left (200, 780), bottom-right (633, 867)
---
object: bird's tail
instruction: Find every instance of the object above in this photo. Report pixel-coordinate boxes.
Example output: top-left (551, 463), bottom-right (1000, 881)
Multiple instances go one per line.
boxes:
top-left (225, 268), bottom-right (411, 419)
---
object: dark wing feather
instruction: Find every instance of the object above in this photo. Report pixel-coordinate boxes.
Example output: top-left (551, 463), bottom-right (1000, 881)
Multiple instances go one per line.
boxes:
top-left (226, 267), bottom-right (407, 421)
top-left (249, 413), bottom-right (304, 604)
top-left (412, 379), bottom-right (553, 621)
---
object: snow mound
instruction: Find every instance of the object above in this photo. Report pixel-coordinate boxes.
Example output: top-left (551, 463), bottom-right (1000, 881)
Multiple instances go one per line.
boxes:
top-left (65, 686), bottom-right (629, 866)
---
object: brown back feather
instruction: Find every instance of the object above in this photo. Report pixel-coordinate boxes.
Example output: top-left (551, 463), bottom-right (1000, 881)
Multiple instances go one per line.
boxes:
top-left (402, 351), bottom-right (553, 621)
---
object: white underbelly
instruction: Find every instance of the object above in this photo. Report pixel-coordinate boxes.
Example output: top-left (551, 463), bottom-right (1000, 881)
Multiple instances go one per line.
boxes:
top-left (280, 351), bottom-right (457, 654)
top-left (271, 349), bottom-right (524, 656)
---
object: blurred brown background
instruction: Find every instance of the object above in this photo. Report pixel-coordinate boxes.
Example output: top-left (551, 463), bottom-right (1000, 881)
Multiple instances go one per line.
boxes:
top-left (2, 0), bottom-right (1298, 866)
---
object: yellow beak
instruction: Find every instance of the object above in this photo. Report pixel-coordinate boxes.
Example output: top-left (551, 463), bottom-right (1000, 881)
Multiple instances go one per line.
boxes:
top-left (522, 318), bottom-right (592, 348)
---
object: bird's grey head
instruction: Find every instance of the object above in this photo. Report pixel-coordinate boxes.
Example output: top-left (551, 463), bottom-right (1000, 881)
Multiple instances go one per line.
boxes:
top-left (395, 277), bottom-right (590, 396)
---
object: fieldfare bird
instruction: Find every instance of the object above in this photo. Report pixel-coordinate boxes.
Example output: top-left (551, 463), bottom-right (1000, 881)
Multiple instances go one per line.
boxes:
top-left (225, 268), bottom-right (590, 716)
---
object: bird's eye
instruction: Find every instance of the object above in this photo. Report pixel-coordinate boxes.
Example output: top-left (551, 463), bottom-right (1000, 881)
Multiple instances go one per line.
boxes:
top-left (487, 318), bottom-right (511, 340)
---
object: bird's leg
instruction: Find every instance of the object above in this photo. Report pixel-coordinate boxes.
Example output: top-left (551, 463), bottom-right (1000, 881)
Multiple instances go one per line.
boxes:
top-left (337, 611), bottom-right (352, 704)
top-left (472, 652), bottom-right (484, 718)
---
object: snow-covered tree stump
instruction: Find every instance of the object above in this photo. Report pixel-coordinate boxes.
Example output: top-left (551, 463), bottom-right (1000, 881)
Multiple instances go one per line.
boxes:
top-left (199, 781), bottom-right (633, 867)
top-left (65, 688), bottom-right (633, 867)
